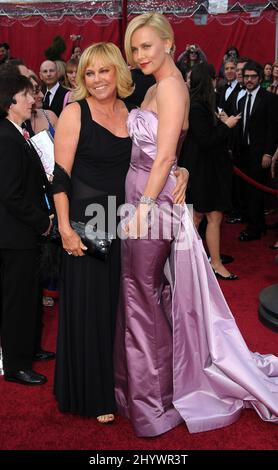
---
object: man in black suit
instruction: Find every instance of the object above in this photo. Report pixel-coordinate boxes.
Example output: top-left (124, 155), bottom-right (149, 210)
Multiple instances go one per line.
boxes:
top-left (236, 61), bottom-right (278, 241)
top-left (218, 59), bottom-right (241, 116)
top-left (225, 57), bottom-right (249, 224)
top-left (0, 73), bottom-right (53, 385)
top-left (40, 60), bottom-right (68, 117)
top-left (124, 68), bottom-right (156, 106)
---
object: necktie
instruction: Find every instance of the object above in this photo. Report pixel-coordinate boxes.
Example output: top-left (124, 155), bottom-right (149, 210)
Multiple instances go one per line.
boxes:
top-left (243, 93), bottom-right (252, 146)
top-left (43, 90), bottom-right (51, 109)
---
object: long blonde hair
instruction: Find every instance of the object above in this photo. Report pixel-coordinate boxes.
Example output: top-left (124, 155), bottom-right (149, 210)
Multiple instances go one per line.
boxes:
top-left (124, 13), bottom-right (175, 67)
top-left (74, 42), bottom-right (134, 100)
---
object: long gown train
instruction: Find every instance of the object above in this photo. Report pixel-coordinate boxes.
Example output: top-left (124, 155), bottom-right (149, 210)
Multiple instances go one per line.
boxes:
top-left (114, 108), bottom-right (278, 436)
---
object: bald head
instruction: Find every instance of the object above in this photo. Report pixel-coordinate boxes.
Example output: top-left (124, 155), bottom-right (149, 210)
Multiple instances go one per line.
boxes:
top-left (39, 60), bottom-right (58, 88)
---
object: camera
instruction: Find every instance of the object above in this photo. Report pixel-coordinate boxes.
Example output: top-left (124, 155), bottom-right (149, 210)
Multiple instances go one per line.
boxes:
top-left (70, 34), bottom-right (82, 42)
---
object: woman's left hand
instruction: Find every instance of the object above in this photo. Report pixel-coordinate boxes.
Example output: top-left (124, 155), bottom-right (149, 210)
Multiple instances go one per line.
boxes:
top-left (172, 167), bottom-right (189, 204)
top-left (123, 204), bottom-right (150, 239)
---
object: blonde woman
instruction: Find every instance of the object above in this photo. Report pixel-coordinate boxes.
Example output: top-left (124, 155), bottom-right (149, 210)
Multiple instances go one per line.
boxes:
top-left (114, 12), bottom-right (278, 437)
top-left (52, 42), bottom-right (189, 424)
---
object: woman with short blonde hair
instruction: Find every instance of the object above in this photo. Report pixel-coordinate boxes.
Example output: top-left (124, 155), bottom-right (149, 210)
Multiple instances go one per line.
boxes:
top-left (74, 42), bottom-right (134, 101)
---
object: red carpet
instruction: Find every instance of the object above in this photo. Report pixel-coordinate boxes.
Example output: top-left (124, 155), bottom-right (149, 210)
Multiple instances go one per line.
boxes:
top-left (1, 217), bottom-right (278, 450)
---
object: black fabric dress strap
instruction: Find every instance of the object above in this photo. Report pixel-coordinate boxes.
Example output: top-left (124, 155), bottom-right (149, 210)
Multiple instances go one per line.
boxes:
top-left (52, 163), bottom-right (72, 199)
top-left (78, 98), bottom-right (137, 115)
top-left (77, 99), bottom-right (91, 121)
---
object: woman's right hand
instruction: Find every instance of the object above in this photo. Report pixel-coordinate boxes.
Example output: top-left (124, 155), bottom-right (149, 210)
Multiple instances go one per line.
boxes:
top-left (218, 110), bottom-right (228, 122)
top-left (59, 226), bottom-right (87, 257)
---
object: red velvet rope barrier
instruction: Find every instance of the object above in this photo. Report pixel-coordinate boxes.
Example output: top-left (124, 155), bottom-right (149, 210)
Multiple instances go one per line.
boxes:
top-left (233, 166), bottom-right (278, 196)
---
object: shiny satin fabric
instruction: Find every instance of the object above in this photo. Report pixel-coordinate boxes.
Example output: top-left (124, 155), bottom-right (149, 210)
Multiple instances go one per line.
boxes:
top-left (114, 109), bottom-right (278, 437)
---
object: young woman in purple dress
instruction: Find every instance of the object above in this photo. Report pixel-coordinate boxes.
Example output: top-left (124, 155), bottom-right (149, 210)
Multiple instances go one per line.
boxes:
top-left (114, 12), bottom-right (278, 437)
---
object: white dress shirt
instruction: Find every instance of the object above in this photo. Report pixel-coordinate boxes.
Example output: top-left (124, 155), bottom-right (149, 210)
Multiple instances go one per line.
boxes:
top-left (225, 79), bottom-right (238, 100)
top-left (8, 119), bottom-right (24, 135)
top-left (45, 82), bottom-right (60, 106)
top-left (236, 87), bottom-right (247, 109)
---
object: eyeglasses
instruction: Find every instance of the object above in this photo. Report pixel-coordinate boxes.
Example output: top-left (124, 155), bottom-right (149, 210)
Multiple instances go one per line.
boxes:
top-left (243, 74), bottom-right (258, 80)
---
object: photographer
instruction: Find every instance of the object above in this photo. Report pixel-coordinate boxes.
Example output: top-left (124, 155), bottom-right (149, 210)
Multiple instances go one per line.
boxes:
top-left (69, 35), bottom-right (82, 60)
top-left (176, 43), bottom-right (207, 80)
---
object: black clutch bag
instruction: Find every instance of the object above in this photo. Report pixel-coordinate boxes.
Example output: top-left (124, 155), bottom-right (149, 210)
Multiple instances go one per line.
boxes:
top-left (50, 220), bottom-right (113, 261)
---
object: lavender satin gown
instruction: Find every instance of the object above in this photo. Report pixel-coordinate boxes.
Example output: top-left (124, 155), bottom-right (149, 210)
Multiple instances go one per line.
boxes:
top-left (114, 108), bottom-right (278, 436)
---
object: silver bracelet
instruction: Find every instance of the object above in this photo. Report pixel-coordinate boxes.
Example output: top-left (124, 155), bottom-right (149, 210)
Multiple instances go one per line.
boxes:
top-left (139, 195), bottom-right (156, 205)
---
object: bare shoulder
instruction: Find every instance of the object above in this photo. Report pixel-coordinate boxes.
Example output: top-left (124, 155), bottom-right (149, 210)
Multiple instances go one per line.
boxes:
top-left (59, 101), bottom-right (81, 121)
top-left (157, 76), bottom-right (187, 97)
top-left (157, 76), bottom-right (188, 102)
top-left (55, 102), bottom-right (81, 138)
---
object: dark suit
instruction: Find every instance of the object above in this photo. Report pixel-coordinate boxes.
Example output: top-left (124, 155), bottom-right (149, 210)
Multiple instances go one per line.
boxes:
top-left (179, 102), bottom-right (233, 214)
top-left (43, 84), bottom-right (68, 117)
top-left (219, 83), bottom-right (244, 217)
top-left (124, 69), bottom-right (156, 107)
top-left (236, 88), bottom-right (278, 233)
top-left (219, 82), bottom-right (242, 116)
top-left (0, 119), bottom-right (50, 372)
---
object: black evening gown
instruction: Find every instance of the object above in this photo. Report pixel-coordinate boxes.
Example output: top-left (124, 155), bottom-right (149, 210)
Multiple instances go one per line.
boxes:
top-left (179, 102), bottom-right (233, 213)
top-left (54, 99), bottom-right (132, 416)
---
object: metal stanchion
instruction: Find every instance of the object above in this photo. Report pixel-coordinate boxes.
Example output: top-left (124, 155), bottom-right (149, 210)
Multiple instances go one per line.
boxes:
top-left (259, 285), bottom-right (278, 332)
top-left (0, 345), bottom-right (3, 376)
top-left (258, 256), bottom-right (278, 333)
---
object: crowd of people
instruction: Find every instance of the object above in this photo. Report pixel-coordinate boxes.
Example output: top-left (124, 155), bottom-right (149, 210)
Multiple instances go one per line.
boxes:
top-left (0, 14), bottom-right (278, 437)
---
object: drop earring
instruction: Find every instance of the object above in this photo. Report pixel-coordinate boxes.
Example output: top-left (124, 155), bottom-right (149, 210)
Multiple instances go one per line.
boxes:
top-left (165, 48), bottom-right (170, 54)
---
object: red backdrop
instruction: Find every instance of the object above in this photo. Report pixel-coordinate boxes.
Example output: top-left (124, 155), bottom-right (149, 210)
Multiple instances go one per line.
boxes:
top-left (0, 17), bottom-right (120, 73)
top-left (173, 12), bottom-right (277, 71)
top-left (0, 12), bottom-right (276, 73)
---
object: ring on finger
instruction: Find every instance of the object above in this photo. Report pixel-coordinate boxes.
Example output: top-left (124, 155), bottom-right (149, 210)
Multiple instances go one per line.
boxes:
top-left (67, 251), bottom-right (72, 255)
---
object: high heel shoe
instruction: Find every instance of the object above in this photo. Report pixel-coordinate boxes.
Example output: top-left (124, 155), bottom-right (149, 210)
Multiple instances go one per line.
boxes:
top-left (97, 414), bottom-right (115, 424)
top-left (212, 268), bottom-right (238, 280)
